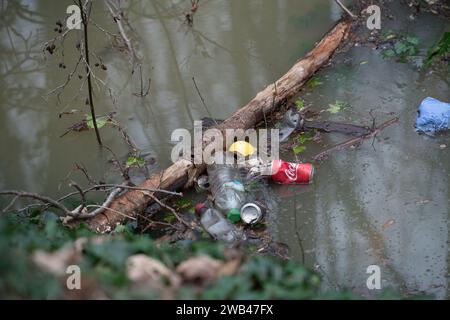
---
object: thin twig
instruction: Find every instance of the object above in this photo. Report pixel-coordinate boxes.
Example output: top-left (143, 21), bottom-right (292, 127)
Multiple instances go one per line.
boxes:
top-left (76, 186), bottom-right (124, 218)
top-left (2, 195), bottom-right (19, 213)
top-left (88, 184), bottom-right (183, 196)
top-left (0, 191), bottom-right (72, 215)
top-left (105, 0), bottom-right (138, 63)
top-left (75, 163), bottom-right (98, 185)
top-left (101, 145), bottom-right (130, 181)
top-left (192, 76), bottom-right (217, 125)
top-left (334, 0), bottom-right (357, 19)
top-left (79, 0), bottom-right (102, 145)
top-left (69, 181), bottom-right (87, 211)
top-left (144, 192), bottom-right (193, 230)
top-left (132, 65), bottom-right (151, 97)
top-left (314, 117), bottom-right (399, 161)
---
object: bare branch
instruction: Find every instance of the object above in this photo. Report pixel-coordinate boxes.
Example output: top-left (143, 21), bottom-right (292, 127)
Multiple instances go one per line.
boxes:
top-left (2, 195), bottom-right (19, 213)
top-left (144, 192), bottom-right (194, 230)
top-left (69, 181), bottom-right (87, 211)
top-left (314, 117), bottom-right (399, 161)
top-left (0, 191), bottom-right (71, 215)
top-left (334, 0), bottom-right (357, 19)
top-left (76, 186), bottom-right (124, 218)
top-left (105, 0), bottom-right (139, 64)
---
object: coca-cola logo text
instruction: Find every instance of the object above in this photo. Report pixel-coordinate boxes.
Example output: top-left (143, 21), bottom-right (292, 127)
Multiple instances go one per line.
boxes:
top-left (284, 163), bottom-right (298, 181)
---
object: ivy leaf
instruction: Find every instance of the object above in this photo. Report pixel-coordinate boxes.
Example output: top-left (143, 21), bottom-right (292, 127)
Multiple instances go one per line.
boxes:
top-left (394, 42), bottom-right (407, 54)
top-left (406, 36), bottom-right (419, 45)
top-left (126, 156), bottom-right (145, 167)
top-left (176, 198), bottom-right (192, 209)
top-left (86, 115), bottom-right (107, 129)
top-left (295, 98), bottom-right (305, 111)
top-left (327, 101), bottom-right (348, 114)
top-left (382, 49), bottom-right (395, 58)
top-left (306, 76), bottom-right (323, 88)
top-left (163, 214), bottom-right (176, 223)
top-left (292, 145), bottom-right (306, 154)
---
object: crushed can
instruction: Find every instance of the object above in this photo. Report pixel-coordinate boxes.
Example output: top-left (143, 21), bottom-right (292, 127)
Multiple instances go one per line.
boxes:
top-left (270, 160), bottom-right (314, 184)
top-left (240, 202), bottom-right (266, 225)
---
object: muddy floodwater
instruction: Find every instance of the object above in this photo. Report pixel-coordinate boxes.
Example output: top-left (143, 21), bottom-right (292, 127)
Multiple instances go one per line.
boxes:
top-left (0, 1), bottom-right (449, 298)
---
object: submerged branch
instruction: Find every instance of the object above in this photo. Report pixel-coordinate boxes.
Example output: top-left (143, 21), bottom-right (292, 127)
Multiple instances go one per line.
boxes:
top-left (313, 117), bottom-right (399, 162)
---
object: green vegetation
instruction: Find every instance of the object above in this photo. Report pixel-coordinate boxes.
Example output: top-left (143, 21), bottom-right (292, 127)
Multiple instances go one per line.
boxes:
top-left (327, 100), bottom-right (350, 114)
top-left (86, 115), bottom-right (108, 129)
top-left (382, 34), bottom-right (420, 63)
top-left (381, 30), bottom-right (449, 67)
top-left (306, 76), bottom-right (323, 88)
top-left (125, 156), bottom-right (146, 167)
top-left (292, 131), bottom-right (315, 155)
top-left (425, 31), bottom-right (450, 66)
top-left (295, 98), bottom-right (306, 111)
top-left (0, 211), bottom-right (416, 299)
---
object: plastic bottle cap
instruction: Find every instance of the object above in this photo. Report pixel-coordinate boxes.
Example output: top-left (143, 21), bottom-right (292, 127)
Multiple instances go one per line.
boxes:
top-left (227, 208), bottom-right (241, 223)
top-left (194, 203), bottom-right (206, 215)
top-left (228, 141), bottom-right (256, 157)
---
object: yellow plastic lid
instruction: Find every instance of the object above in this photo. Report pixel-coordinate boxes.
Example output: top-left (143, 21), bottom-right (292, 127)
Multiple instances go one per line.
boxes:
top-left (228, 141), bottom-right (256, 157)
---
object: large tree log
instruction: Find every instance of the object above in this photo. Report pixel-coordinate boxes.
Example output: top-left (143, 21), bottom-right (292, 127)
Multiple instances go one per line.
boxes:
top-left (72, 19), bottom-right (351, 233)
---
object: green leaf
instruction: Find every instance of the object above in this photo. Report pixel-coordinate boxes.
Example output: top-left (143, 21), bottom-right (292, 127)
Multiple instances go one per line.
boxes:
top-left (298, 131), bottom-right (314, 145)
top-left (295, 98), bottom-right (305, 111)
top-left (306, 76), bottom-right (323, 88)
top-left (383, 49), bottom-right (395, 58)
top-left (125, 156), bottom-right (145, 167)
top-left (394, 42), bottom-right (407, 54)
top-left (425, 32), bottom-right (450, 66)
top-left (176, 198), bottom-right (192, 209)
top-left (86, 115), bottom-right (107, 129)
top-left (163, 214), bottom-right (176, 223)
top-left (327, 101), bottom-right (348, 114)
top-left (406, 36), bottom-right (419, 45)
top-left (292, 145), bottom-right (306, 154)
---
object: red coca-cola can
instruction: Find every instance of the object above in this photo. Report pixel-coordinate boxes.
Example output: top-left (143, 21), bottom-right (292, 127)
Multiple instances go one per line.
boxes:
top-left (270, 160), bottom-right (314, 184)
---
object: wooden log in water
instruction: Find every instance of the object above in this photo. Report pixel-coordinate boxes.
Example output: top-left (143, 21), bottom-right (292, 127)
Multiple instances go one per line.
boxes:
top-left (70, 19), bottom-right (352, 233)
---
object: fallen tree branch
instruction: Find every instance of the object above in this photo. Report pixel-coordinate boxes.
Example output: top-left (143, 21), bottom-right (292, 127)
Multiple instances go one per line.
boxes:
top-left (0, 190), bottom-right (72, 216)
top-left (313, 117), bottom-right (399, 162)
top-left (74, 186), bottom-right (124, 218)
top-left (70, 19), bottom-right (352, 233)
top-left (1, 182), bottom-right (182, 220)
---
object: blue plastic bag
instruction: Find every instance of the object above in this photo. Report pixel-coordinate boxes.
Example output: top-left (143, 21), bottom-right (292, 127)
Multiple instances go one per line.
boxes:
top-left (415, 97), bottom-right (450, 133)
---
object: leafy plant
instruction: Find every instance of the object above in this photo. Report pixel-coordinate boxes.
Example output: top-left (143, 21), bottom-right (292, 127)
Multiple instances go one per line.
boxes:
top-left (424, 32), bottom-right (450, 67)
top-left (292, 145), bottom-right (306, 154)
top-left (0, 211), bottom-right (425, 299)
top-left (125, 156), bottom-right (145, 167)
top-left (327, 100), bottom-right (349, 114)
top-left (86, 115), bottom-right (108, 129)
top-left (295, 98), bottom-right (305, 111)
top-left (382, 34), bottom-right (420, 63)
top-left (292, 131), bottom-right (315, 155)
top-left (306, 76), bottom-right (323, 88)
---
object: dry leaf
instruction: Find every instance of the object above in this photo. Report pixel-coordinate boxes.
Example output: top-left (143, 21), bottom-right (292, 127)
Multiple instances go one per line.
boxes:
top-left (126, 254), bottom-right (180, 290)
top-left (176, 255), bottom-right (223, 284)
top-left (32, 244), bottom-right (81, 276)
top-left (382, 218), bottom-right (396, 230)
top-left (218, 259), bottom-right (240, 276)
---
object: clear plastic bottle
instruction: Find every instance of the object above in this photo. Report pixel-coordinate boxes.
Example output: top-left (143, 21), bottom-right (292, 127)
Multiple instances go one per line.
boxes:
top-left (195, 203), bottom-right (243, 242)
top-left (207, 152), bottom-right (247, 222)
